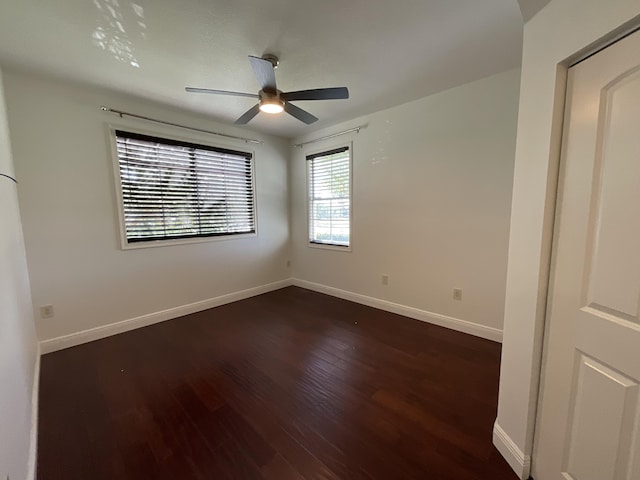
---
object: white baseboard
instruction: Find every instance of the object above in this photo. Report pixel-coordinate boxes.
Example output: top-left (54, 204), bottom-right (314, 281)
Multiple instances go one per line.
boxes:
top-left (39, 277), bottom-right (502, 353)
top-left (493, 422), bottom-right (531, 479)
top-left (27, 343), bottom-right (41, 480)
top-left (291, 278), bottom-right (503, 342)
top-left (39, 279), bottom-right (292, 354)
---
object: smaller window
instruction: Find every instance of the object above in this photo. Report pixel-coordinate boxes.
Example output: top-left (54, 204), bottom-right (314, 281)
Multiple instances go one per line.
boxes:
top-left (113, 130), bottom-right (255, 246)
top-left (307, 146), bottom-right (351, 248)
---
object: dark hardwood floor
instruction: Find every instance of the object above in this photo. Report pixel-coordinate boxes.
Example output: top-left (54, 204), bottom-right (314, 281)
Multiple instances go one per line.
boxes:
top-left (38, 286), bottom-right (517, 480)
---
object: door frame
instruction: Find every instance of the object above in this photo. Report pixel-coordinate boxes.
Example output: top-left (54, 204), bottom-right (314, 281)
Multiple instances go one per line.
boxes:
top-left (531, 22), bottom-right (640, 477)
top-left (494, 4), bottom-right (640, 479)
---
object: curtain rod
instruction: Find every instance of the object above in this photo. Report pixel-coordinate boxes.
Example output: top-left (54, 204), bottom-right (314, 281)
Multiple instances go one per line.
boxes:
top-left (100, 107), bottom-right (264, 145)
top-left (293, 125), bottom-right (366, 148)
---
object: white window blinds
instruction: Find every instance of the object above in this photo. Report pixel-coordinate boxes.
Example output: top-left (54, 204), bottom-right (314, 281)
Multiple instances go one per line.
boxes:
top-left (307, 146), bottom-right (351, 247)
top-left (115, 130), bottom-right (255, 243)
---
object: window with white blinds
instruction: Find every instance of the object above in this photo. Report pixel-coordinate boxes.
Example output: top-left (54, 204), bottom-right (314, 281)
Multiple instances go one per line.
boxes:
top-left (114, 130), bottom-right (255, 244)
top-left (307, 146), bottom-right (351, 248)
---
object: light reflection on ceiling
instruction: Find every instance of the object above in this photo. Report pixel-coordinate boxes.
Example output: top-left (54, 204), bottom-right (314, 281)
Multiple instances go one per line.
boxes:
top-left (91, 0), bottom-right (146, 68)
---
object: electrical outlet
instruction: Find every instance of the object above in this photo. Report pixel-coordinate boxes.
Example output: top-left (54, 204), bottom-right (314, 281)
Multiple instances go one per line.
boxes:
top-left (40, 304), bottom-right (54, 319)
top-left (453, 288), bottom-right (463, 301)
top-left (286, 259), bottom-right (291, 268)
top-left (382, 274), bottom-right (389, 286)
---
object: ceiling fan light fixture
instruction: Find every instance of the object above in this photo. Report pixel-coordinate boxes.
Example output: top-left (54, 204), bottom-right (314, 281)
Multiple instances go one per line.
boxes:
top-left (185, 54), bottom-right (347, 125)
top-left (259, 97), bottom-right (285, 114)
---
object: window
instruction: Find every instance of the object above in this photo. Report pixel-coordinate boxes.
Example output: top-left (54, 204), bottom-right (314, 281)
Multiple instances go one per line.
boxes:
top-left (114, 130), bottom-right (255, 245)
top-left (307, 146), bottom-right (351, 248)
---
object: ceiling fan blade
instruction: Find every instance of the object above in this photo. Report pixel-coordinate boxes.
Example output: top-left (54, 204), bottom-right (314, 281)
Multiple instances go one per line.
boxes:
top-left (282, 87), bottom-right (349, 101)
top-left (234, 104), bottom-right (261, 125)
top-left (284, 102), bottom-right (318, 125)
top-left (185, 87), bottom-right (258, 98)
top-left (248, 56), bottom-right (277, 92)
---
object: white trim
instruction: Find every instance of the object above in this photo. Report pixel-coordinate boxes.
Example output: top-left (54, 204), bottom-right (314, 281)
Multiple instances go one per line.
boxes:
top-left (307, 242), bottom-right (352, 253)
top-left (493, 422), bottom-right (531, 479)
top-left (117, 231), bottom-right (258, 250)
top-left (39, 278), bottom-right (502, 354)
top-left (39, 279), bottom-right (292, 354)
top-left (27, 344), bottom-right (41, 480)
top-left (291, 278), bottom-right (503, 342)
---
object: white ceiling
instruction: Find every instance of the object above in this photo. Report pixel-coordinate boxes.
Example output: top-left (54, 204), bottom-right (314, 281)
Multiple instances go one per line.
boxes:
top-left (0, 0), bottom-right (525, 139)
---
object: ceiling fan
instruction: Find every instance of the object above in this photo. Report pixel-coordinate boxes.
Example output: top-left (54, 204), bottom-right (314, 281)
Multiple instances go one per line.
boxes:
top-left (185, 54), bottom-right (349, 125)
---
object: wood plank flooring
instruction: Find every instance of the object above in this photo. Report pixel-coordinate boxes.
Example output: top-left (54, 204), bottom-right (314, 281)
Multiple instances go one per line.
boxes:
top-left (37, 286), bottom-right (517, 480)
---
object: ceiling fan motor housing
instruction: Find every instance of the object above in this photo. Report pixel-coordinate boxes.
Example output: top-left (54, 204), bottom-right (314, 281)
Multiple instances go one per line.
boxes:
top-left (261, 54), bottom-right (279, 69)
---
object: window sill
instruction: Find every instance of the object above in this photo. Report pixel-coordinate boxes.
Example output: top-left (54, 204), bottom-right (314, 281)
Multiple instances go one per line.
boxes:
top-left (120, 232), bottom-right (257, 250)
top-left (307, 242), bottom-right (352, 253)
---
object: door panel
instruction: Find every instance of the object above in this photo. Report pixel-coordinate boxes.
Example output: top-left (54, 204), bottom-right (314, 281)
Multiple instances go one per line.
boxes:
top-left (586, 68), bottom-right (640, 322)
top-left (576, 311), bottom-right (640, 382)
top-left (564, 355), bottom-right (639, 480)
top-left (533, 29), bottom-right (640, 480)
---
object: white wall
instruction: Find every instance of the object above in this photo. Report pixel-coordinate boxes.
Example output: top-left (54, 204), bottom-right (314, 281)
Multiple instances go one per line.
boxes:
top-left (4, 69), bottom-right (291, 346)
top-left (517, 0), bottom-right (552, 21)
top-left (290, 69), bottom-right (520, 340)
top-left (495, 1), bottom-right (640, 478)
top-left (0, 68), bottom-right (39, 480)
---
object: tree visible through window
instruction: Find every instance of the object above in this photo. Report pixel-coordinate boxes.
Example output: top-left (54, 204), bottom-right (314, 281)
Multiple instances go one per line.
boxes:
top-left (114, 130), bottom-right (255, 244)
top-left (307, 146), bottom-right (351, 247)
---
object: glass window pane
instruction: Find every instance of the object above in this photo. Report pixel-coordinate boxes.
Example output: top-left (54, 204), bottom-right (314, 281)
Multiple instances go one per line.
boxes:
top-left (115, 130), bottom-right (255, 244)
top-left (307, 147), bottom-right (350, 248)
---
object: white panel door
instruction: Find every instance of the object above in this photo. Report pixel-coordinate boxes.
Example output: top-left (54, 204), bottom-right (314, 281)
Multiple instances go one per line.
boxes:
top-left (533, 30), bottom-right (640, 480)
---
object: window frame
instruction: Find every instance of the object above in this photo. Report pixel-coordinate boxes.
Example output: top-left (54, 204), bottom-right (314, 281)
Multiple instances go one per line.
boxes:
top-left (305, 141), bottom-right (353, 252)
top-left (108, 124), bottom-right (257, 250)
